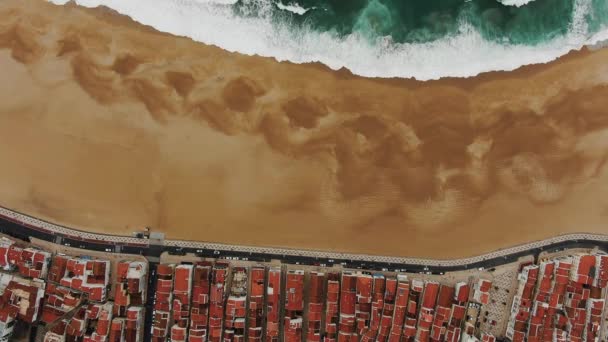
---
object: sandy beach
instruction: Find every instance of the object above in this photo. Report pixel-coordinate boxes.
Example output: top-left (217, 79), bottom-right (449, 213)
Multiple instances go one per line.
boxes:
top-left (1, 0), bottom-right (607, 258)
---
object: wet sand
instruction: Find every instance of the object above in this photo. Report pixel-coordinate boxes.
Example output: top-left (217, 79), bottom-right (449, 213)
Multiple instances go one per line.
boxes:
top-left (1, 0), bottom-right (608, 258)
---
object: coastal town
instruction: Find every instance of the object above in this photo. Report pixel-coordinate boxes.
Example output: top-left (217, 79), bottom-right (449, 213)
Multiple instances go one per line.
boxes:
top-left (0, 233), bottom-right (606, 342)
top-left (1, 2), bottom-right (608, 342)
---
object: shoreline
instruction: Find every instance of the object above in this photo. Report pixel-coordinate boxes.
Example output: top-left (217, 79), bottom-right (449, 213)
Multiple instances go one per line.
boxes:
top-left (49, 0), bottom-right (608, 81)
top-left (1, 0), bottom-right (608, 258)
top-left (62, 1), bottom-right (601, 86)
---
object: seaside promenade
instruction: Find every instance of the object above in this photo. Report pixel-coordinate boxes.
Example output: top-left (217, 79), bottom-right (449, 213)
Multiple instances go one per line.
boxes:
top-left (0, 205), bottom-right (607, 271)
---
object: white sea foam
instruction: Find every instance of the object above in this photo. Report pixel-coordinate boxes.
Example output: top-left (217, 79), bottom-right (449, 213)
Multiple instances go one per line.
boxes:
top-left (47, 0), bottom-right (607, 80)
top-left (276, 2), bottom-right (312, 15)
top-left (588, 28), bottom-right (608, 48)
top-left (498, 0), bottom-right (536, 7)
top-left (192, 0), bottom-right (239, 4)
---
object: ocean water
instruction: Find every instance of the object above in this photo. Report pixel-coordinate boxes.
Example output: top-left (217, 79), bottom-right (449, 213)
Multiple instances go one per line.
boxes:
top-left (49, 0), bottom-right (608, 80)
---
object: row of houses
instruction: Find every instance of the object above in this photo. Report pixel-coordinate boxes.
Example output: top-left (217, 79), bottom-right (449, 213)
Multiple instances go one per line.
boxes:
top-left (506, 251), bottom-right (608, 342)
top-left (0, 237), bottom-right (148, 342)
top-left (148, 260), bottom-right (497, 342)
top-left (1, 234), bottom-right (607, 342)
top-left (41, 255), bottom-right (147, 342)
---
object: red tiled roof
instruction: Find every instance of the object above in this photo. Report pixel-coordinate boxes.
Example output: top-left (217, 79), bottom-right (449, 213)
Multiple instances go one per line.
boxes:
top-left (437, 284), bottom-right (455, 308)
top-left (455, 282), bottom-right (469, 303)
top-left (421, 282), bottom-right (439, 309)
top-left (0, 279), bottom-right (44, 323)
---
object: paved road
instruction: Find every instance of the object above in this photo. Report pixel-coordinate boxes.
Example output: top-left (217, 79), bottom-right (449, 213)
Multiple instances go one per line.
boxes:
top-left (0, 213), bottom-right (606, 274)
top-left (1, 209), bottom-right (606, 342)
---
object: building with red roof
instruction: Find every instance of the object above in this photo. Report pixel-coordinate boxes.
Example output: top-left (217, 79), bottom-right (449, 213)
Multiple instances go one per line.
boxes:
top-left (284, 270), bottom-right (304, 342)
top-left (208, 262), bottom-right (228, 342)
top-left (323, 273), bottom-right (340, 342)
top-left (506, 264), bottom-right (539, 340)
top-left (571, 255), bottom-right (596, 286)
top-left (42, 282), bottom-right (84, 324)
top-left (307, 271), bottom-right (325, 342)
top-left (416, 281), bottom-right (439, 340)
top-left (247, 266), bottom-right (265, 342)
top-left (125, 306), bottom-right (144, 342)
top-left (171, 325), bottom-right (187, 342)
top-left (45, 300), bottom-right (141, 342)
top-left (171, 264), bottom-right (193, 342)
top-left (473, 279), bottom-right (492, 306)
top-left (526, 260), bottom-right (558, 342)
top-left (360, 272), bottom-right (386, 342)
top-left (0, 238), bottom-right (51, 280)
top-left (44, 319), bottom-right (69, 342)
top-left (445, 282), bottom-right (468, 342)
top-left (338, 272), bottom-right (357, 340)
top-left (454, 282), bottom-right (470, 305)
top-left (224, 266), bottom-right (247, 341)
top-left (114, 261), bottom-right (147, 317)
top-left (152, 263), bottom-right (175, 342)
top-left (48, 255), bottom-right (110, 302)
top-left (481, 332), bottom-right (496, 342)
top-left (388, 274), bottom-right (408, 341)
top-left (265, 267), bottom-right (282, 342)
top-left (401, 278), bottom-right (423, 341)
top-left (593, 253), bottom-right (608, 288)
top-left (376, 276), bottom-right (397, 341)
top-left (48, 255), bottom-right (68, 284)
top-left (505, 252), bottom-right (608, 342)
top-left (65, 306), bottom-right (88, 341)
top-left (109, 318), bottom-right (125, 342)
top-left (0, 238), bottom-right (20, 271)
top-left (84, 302), bottom-right (113, 342)
top-left (189, 262), bottom-right (212, 342)
top-left (430, 284), bottom-right (454, 341)
top-left (445, 305), bottom-right (465, 342)
top-left (0, 277), bottom-right (45, 341)
top-left (585, 297), bottom-right (603, 341)
top-left (355, 273), bottom-right (372, 337)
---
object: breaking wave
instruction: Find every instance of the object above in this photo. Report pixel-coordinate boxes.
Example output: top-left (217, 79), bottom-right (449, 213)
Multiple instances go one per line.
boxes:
top-left (497, 0), bottom-right (536, 7)
top-left (48, 0), bottom-right (608, 80)
top-left (276, 2), bottom-right (313, 15)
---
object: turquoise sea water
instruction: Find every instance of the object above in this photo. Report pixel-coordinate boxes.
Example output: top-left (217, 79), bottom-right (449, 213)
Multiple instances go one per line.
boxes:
top-left (49, 0), bottom-right (608, 79)
top-left (235, 0), bottom-right (607, 45)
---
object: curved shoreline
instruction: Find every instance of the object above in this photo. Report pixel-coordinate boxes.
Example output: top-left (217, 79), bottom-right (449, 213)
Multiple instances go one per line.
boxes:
top-left (48, 0), bottom-right (608, 80)
top-left (1, 205), bottom-right (606, 270)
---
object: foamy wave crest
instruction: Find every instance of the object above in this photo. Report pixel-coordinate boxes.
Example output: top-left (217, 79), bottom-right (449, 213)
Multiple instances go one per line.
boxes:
top-left (192, 0), bottom-right (238, 4)
top-left (48, 0), bottom-right (607, 80)
top-left (276, 2), bottom-right (312, 15)
top-left (498, 0), bottom-right (536, 7)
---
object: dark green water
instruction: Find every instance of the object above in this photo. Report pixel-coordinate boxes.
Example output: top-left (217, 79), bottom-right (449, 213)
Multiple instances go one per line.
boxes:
top-left (234, 0), bottom-right (607, 45)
